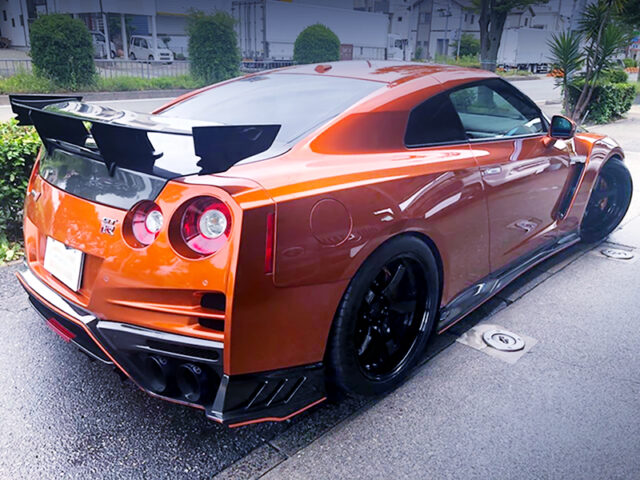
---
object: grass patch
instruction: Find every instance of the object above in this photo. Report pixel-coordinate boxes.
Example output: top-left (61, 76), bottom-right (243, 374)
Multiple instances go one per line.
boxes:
top-left (95, 75), bottom-right (204, 91)
top-left (496, 69), bottom-right (534, 77)
top-left (434, 54), bottom-right (481, 69)
top-left (0, 72), bottom-right (59, 93)
top-left (0, 72), bottom-right (205, 93)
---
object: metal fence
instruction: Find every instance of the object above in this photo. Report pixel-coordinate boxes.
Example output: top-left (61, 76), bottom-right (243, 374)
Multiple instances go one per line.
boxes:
top-left (0, 59), bottom-right (33, 77)
top-left (0, 58), bottom-right (296, 79)
top-left (95, 59), bottom-right (190, 78)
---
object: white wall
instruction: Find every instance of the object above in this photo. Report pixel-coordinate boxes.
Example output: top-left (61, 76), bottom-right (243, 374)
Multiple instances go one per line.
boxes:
top-left (54, 0), bottom-right (155, 15)
top-left (265, 0), bottom-right (388, 59)
top-left (0, 0), bottom-right (29, 47)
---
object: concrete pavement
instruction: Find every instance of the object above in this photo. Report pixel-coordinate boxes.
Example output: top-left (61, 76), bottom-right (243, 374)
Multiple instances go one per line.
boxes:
top-left (215, 107), bottom-right (640, 479)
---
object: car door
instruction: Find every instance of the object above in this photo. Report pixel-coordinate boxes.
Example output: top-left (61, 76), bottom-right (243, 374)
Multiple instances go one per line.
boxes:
top-left (403, 90), bottom-right (491, 302)
top-left (448, 79), bottom-right (575, 272)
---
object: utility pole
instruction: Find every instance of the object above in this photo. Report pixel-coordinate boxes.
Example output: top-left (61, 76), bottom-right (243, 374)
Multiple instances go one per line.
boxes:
top-left (456, 6), bottom-right (464, 59)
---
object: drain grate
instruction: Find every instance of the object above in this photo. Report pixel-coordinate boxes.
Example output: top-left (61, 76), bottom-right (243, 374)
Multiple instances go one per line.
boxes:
top-left (482, 329), bottom-right (525, 352)
top-left (600, 248), bottom-right (634, 261)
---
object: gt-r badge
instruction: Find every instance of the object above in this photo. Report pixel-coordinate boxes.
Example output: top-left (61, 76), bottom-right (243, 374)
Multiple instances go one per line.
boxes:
top-left (100, 217), bottom-right (118, 235)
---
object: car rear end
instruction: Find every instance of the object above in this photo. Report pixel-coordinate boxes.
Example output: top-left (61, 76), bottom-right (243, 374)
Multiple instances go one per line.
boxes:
top-left (13, 71), bottom-right (385, 425)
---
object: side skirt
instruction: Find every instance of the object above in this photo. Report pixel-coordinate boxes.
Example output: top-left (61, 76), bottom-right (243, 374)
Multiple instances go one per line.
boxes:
top-left (437, 231), bottom-right (580, 333)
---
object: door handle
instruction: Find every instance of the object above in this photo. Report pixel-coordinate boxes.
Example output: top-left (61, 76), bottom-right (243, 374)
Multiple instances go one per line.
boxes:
top-left (482, 167), bottom-right (502, 176)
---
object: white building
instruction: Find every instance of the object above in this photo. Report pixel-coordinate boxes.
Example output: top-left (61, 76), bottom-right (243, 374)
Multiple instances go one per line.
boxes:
top-left (233, 0), bottom-right (389, 60)
top-left (0, 0), bottom-right (232, 57)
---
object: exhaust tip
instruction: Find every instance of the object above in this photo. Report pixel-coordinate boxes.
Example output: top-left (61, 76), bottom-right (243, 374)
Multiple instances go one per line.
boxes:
top-left (144, 355), bottom-right (171, 393)
top-left (176, 363), bottom-right (208, 402)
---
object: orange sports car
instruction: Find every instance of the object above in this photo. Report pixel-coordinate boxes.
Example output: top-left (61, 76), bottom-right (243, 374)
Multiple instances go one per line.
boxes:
top-left (12, 61), bottom-right (632, 427)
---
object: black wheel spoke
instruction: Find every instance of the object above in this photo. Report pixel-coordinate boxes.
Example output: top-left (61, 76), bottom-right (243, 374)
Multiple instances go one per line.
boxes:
top-left (388, 299), bottom-right (417, 314)
top-left (353, 257), bottom-right (429, 380)
top-left (381, 263), bottom-right (406, 300)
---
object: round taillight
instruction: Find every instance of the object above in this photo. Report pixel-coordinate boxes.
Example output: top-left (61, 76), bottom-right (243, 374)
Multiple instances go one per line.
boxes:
top-left (131, 201), bottom-right (163, 246)
top-left (179, 197), bottom-right (231, 255)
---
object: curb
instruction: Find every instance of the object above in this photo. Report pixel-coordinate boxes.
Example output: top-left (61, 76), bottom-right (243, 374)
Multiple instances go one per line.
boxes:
top-left (0, 89), bottom-right (192, 106)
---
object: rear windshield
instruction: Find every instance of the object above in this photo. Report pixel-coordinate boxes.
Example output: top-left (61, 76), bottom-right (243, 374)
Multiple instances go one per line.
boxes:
top-left (161, 73), bottom-right (382, 146)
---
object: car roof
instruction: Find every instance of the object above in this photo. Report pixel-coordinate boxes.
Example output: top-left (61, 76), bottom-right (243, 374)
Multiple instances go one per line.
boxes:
top-left (271, 60), bottom-right (497, 86)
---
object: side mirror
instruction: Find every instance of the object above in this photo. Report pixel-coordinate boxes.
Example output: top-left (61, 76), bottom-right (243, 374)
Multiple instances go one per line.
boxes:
top-left (549, 115), bottom-right (576, 140)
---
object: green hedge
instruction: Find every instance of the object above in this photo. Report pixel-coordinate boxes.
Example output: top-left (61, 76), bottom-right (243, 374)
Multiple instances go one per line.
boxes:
top-left (603, 68), bottom-right (628, 84)
top-left (293, 24), bottom-right (340, 64)
top-left (30, 14), bottom-right (95, 89)
top-left (187, 11), bottom-right (240, 84)
top-left (568, 81), bottom-right (636, 124)
top-left (0, 121), bottom-right (40, 262)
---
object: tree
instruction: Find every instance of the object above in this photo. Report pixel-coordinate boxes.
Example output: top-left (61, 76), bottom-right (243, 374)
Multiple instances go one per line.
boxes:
top-left (451, 33), bottom-right (480, 57)
top-left (29, 14), bottom-right (95, 88)
top-left (571, 0), bottom-right (629, 121)
top-left (293, 24), bottom-right (340, 64)
top-left (474, 0), bottom-right (548, 71)
top-left (547, 31), bottom-right (584, 114)
top-left (187, 11), bottom-right (240, 84)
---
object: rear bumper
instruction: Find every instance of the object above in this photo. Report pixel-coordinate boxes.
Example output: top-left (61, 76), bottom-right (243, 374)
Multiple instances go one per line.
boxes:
top-left (17, 265), bottom-right (327, 427)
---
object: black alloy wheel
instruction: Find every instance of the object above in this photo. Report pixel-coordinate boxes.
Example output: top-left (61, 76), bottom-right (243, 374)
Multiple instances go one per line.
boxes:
top-left (581, 157), bottom-right (632, 243)
top-left (326, 236), bottom-right (439, 397)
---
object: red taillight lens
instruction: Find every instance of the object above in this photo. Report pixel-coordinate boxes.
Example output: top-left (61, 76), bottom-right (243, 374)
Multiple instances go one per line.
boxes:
top-left (130, 201), bottom-right (164, 246)
top-left (179, 197), bottom-right (231, 256)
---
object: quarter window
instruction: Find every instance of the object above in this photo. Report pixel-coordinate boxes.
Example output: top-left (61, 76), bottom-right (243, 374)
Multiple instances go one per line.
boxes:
top-left (405, 93), bottom-right (467, 147)
top-left (449, 79), bottom-right (545, 139)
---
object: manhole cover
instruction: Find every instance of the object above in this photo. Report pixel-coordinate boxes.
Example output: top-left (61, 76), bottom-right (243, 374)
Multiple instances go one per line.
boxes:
top-left (601, 248), bottom-right (634, 260)
top-left (482, 329), bottom-right (525, 352)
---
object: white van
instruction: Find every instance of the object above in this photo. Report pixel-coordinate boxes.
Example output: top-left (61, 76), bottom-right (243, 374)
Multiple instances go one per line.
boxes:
top-left (91, 31), bottom-right (116, 59)
top-left (129, 35), bottom-right (174, 62)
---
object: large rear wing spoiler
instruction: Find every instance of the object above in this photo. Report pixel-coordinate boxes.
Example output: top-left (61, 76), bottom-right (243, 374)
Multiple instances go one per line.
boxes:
top-left (9, 94), bottom-right (281, 177)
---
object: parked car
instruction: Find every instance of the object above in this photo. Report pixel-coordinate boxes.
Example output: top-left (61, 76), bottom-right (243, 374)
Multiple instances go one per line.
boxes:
top-left (90, 30), bottom-right (116, 59)
top-left (129, 35), bottom-right (174, 62)
top-left (10, 61), bottom-right (632, 426)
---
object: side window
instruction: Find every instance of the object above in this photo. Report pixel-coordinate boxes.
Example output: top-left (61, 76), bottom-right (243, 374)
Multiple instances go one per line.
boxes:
top-left (449, 79), bottom-right (545, 139)
top-left (141, 39), bottom-right (148, 49)
top-left (133, 38), bottom-right (139, 47)
top-left (405, 93), bottom-right (467, 147)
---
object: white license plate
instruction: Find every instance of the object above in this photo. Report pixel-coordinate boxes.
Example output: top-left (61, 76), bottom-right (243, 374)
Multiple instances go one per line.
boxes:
top-left (43, 237), bottom-right (85, 292)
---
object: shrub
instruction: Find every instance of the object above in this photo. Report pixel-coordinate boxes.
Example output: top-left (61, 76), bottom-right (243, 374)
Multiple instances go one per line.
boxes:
top-left (187, 11), bottom-right (240, 84)
top-left (568, 80), bottom-right (636, 123)
top-left (623, 58), bottom-right (638, 68)
top-left (0, 121), bottom-right (40, 261)
top-left (293, 24), bottom-right (340, 64)
top-left (451, 33), bottom-right (480, 57)
top-left (603, 68), bottom-right (628, 83)
top-left (29, 14), bottom-right (95, 88)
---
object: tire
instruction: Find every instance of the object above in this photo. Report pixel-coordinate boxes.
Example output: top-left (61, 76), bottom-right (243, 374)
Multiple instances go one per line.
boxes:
top-left (130, 52), bottom-right (136, 60)
top-left (110, 50), bottom-right (116, 59)
top-left (581, 157), bottom-right (632, 243)
top-left (326, 235), bottom-right (440, 397)
top-left (148, 55), bottom-right (154, 62)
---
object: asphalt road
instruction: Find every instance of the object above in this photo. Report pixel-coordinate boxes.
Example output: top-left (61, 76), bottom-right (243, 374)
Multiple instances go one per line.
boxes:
top-left (0, 85), bottom-right (638, 479)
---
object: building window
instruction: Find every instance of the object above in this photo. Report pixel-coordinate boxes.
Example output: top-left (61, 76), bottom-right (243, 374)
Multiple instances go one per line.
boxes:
top-left (2, 11), bottom-right (6, 21)
top-left (471, 15), bottom-right (475, 23)
top-left (397, 16), bottom-right (403, 21)
top-left (524, 17), bottom-right (529, 27)
top-left (20, 15), bottom-right (24, 26)
top-left (11, 18), bottom-right (15, 27)
top-left (464, 13), bottom-right (468, 22)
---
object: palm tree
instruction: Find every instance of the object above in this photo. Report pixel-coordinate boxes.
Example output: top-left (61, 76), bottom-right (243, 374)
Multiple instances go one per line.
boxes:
top-left (547, 31), bottom-right (584, 115)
